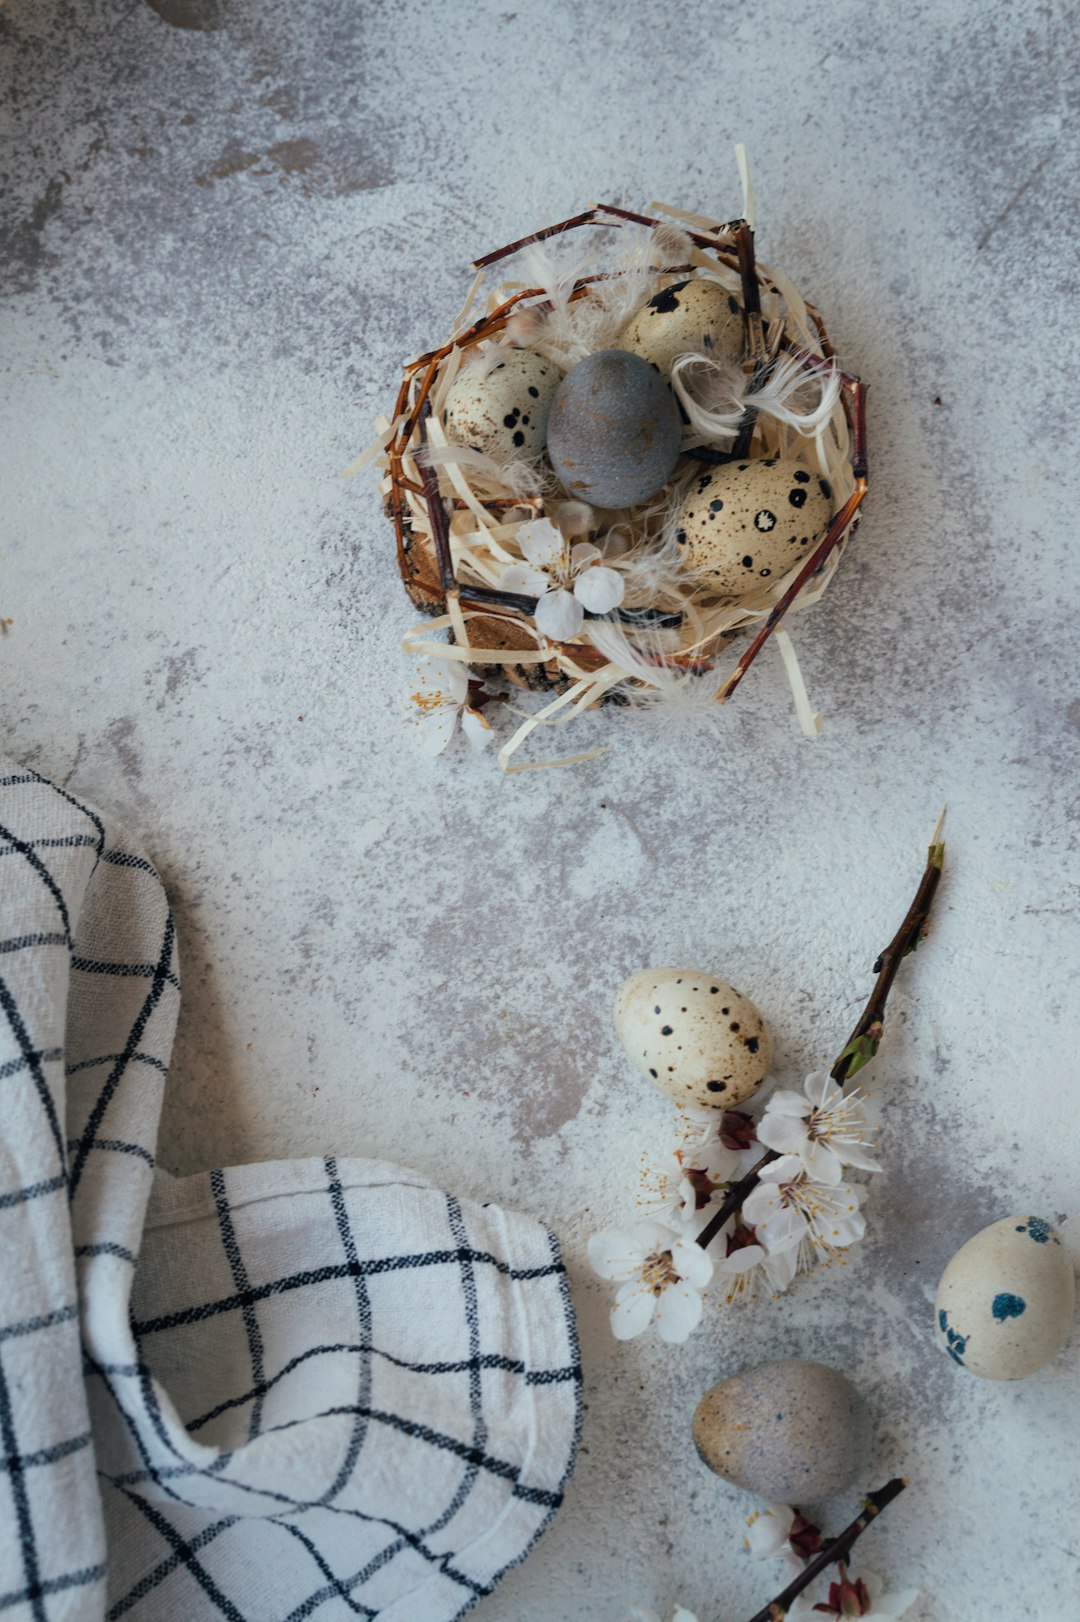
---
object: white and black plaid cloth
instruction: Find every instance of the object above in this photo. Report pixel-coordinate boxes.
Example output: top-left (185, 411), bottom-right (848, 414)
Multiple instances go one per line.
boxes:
top-left (0, 760), bottom-right (581, 1620)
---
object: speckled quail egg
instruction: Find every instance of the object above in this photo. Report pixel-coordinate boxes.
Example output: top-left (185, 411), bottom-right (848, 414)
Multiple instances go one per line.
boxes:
top-left (935, 1215), bottom-right (1075, 1380)
top-left (675, 456), bottom-right (835, 597)
top-left (614, 967), bottom-right (772, 1108)
top-left (443, 347), bottom-right (560, 462)
top-left (618, 276), bottom-right (744, 377)
top-left (546, 349), bottom-right (682, 508)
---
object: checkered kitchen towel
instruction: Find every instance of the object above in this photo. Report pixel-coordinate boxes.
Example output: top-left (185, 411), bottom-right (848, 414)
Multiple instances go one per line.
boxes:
top-left (0, 761), bottom-right (581, 1620)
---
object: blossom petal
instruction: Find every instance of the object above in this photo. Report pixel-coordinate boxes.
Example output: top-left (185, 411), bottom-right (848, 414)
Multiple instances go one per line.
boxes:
top-left (556, 500), bottom-right (595, 537)
top-left (803, 1069), bottom-right (841, 1108)
top-left (569, 540), bottom-right (601, 569)
top-left (755, 1154), bottom-right (806, 1184)
top-left (836, 1140), bottom-right (883, 1173)
top-left (875, 1587), bottom-right (921, 1617)
top-left (671, 1609), bottom-right (701, 1622)
top-left (716, 1243), bottom-right (766, 1275)
top-left (587, 1225), bottom-right (651, 1280)
top-left (744, 1502), bottom-right (794, 1557)
top-left (500, 562), bottom-right (551, 596)
top-left (670, 1236), bottom-right (714, 1290)
top-left (610, 1282), bottom-right (657, 1340)
top-left (534, 586), bottom-right (585, 641)
top-left (764, 1089), bottom-right (811, 1117)
top-left (756, 1112), bottom-right (809, 1156)
top-left (573, 563), bottom-right (625, 613)
top-left (460, 706), bottom-right (493, 749)
top-left (654, 1277), bottom-right (704, 1342)
top-left (800, 1137), bottom-right (844, 1186)
top-left (518, 517), bottom-right (563, 568)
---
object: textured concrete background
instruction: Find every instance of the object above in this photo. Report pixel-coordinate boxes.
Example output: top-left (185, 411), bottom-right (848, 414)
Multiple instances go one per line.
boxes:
top-left (2, 2), bottom-right (1078, 1617)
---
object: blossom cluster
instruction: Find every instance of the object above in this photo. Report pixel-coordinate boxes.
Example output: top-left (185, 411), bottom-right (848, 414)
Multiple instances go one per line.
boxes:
top-left (589, 1071), bottom-right (882, 1344)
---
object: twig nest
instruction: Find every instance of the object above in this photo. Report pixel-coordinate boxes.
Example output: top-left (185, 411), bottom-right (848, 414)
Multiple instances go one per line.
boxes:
top-left (617, 276), bottom-right (744, 377)
top-left (676, 457), bottom-right (835, 597)
top-left (547, 349), bottom-right (682, 508)
top-left (614, 968), bottom-right (771, 1107)
top-left (444, 347), bottom-right (561, 461)
top-left (693, 1359), bottom-right (872, 1503)
top-left (935, 1215), bottom-right (1075, 1380)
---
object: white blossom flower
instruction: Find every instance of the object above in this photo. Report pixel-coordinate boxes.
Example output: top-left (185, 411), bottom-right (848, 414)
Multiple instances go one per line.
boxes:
top-left (713, 1219), bottom-right (798, 1304)
top-left (408, 656), bottom-right (493, 756)
top-left (787, 1567), bottom-right (918, 1619)
top-left (757, 1072), bottom-right (881, 1185)
top-left (588, 1218), bottom-right (713, 1343)
top-left (500, 516), bottom-right (624, 640)
top-left (647, 1138), bottom-right (749, 1229)
top-left (743, 1501), bottom-right (805, 1581)
top-left (741, 1156), bottom-right (867, 1262)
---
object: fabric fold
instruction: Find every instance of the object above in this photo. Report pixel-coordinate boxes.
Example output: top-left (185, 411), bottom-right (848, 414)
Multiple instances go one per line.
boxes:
top-left (0, 762), bottom-right (581, 1620)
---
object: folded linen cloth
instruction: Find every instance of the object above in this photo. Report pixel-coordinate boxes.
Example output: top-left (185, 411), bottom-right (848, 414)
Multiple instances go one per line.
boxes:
top-left (0, 761), bottom-right (581, 1621)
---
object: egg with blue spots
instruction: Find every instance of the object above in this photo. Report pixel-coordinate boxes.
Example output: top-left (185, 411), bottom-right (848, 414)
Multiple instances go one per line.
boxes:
top-left (934, 1214), bottom-right (1075, 1380)
top-left (675, 456), bottom-right (834, 597)
top-left (444, 346), bottom-right (560, 463)
top-left (617, 276), bottom-right (745, 378)
top-left (546, 349), bottom-right (682, 509)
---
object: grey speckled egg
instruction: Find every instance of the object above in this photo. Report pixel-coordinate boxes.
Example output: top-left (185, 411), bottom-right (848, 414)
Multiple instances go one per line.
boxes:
top-left (935, 1215), bottom-right (1075, 1380)
top-left (547, 349), bottom-right (682, 508)
top-left (444, 347), bottom-right (560, 462)
top-left (675, 456), bottom-right (834, 596)
top-left (614, 968), bottom-right (771, 1108)
top-left (693, 1360), bottom-right (872, 1503)
top-left (618, 277), bottom-right (744, 377)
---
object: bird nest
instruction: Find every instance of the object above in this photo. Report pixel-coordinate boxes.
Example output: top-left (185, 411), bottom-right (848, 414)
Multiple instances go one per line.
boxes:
top-left (363, 171), bottom-right (867, 769)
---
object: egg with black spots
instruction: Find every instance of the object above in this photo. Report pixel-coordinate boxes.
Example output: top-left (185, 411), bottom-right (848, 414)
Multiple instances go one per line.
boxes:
top-left (614, 968), bottom-right (772, 1108)
top-left (618, 277), bottom-right (744, 377)
top-left (547, 349), bottom-right (682, 509)
top-left (444, 347), bottom-right (560, 462)
top-left (675, 456), bottom-right (834, 597)
top-left (935, 1214), bottom-right (1075, 1380)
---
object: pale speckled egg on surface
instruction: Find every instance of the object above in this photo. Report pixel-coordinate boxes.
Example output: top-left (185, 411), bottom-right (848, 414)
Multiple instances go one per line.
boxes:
top-left (546, 348), bottom-right (682, 509)
top-left (693, 1359), bottom-right (872, 1503)
top-left (617, 276), bottom-right (745, 377)
top-left (614, 967), bottom-right (771, 1108)
top-left (675, 456), bottom-right (835, 597)
top-left (443, 347), bottom-right (560, 462)
top-left (935, 1214), bottom-right (1075, 1380)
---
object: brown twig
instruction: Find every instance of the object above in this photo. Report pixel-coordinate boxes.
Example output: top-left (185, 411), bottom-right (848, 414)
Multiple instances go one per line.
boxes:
top-left (696, 822), bottom-right (946, 1251)
top-left (742, 1478), bottom-right (908, 1622)
top-left (830, 813), bottom-right (947, 1084)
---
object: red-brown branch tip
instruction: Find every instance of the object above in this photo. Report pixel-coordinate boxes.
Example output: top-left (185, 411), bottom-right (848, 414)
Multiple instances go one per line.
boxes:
top-left (742, 1477), bottom-right (908, 1622)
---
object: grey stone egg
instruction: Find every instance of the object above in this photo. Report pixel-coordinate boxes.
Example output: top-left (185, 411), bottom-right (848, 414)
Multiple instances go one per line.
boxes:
top-left (546, 349), bottom-right (682, 508)
top-left (444, 347), bottom-right (560, 462)
top-left (618, 276), bottom-right (744, 377)
top-left (693, 1359), bottom-right (872, 1503)
top-left (675, 456), bottom-right (835, 597)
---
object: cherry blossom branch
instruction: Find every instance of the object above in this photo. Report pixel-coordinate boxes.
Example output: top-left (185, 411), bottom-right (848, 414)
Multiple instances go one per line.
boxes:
top-left (830, 812), bottom-right (947, 1085)
top-left (695, 821), bottom-right (947, 1253)
top-left (742, 1477), bottom-right (908, 1622)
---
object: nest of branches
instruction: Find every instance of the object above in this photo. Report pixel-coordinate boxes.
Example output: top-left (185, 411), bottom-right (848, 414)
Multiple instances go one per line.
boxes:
top-left (367, 185), bottom-right (868, 767)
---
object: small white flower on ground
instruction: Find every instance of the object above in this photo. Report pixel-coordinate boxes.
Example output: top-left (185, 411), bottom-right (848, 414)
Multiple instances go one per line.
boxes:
top-left (408, 657), bottom-right (493, 756)
top-left (500, 516), bottom-right (624, 641)
top-left (757, 1071), bottom-right (881, 1185)
top-left (787, 1566), bottom-right (918, 1619)
top-left (741, 1156), bottom-right (867, 1262)
top-left (743, 1501), bottom-right (823, 1581)
top-left (588, 1218), bottom-right (713, 1343)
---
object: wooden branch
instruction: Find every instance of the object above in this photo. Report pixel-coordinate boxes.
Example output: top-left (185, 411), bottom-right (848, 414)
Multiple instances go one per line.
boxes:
top-left (742, 1478), bottom-right (908, 1622)
top-left (830, 815), bottom-right (947, 1084)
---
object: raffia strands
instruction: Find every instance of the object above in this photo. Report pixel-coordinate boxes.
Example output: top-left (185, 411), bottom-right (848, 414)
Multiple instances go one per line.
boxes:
top-left (364, 178), bottom-right (867, 769)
